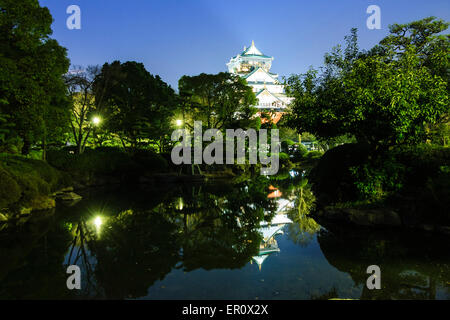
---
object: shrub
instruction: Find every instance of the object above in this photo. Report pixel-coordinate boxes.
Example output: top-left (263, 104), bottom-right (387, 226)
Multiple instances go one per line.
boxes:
top-left (47, 147), bottom-right (168, 178)
top-left (304, 150), bottom-right (323, 160)
top-left (132, 149), bottom-right (168, 173)
top-left (0, 154), bottom-right (69, 209)
top-left (278, 152), bottom-right (290, 160)
top-left (0, 165), bottom-right (21, 208)
top-left (310, 143), bottom-right (371, 204)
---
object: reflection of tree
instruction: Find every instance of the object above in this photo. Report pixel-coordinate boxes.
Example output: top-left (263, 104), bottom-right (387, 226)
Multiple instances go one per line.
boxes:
top-left (0, 215), bottom-right (74, 299)
top-left (317, 224), bottom-right (450, 300)
top-left (91, 210), bottom-right (181, 299)
top-left (0, 175), bottom-right (292, 299)
top-left (176, 178), bottom-right (272, 271)
top-left (63, 177), bottom-right (277, 299)
top-left (285, 178), bottom-right (320, 247)
top-left (65, 219), bottom-right (103, 298)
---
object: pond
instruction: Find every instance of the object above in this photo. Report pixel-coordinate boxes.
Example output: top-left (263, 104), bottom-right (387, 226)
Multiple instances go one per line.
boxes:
top-left (0, 172), bottom-right (449, 300)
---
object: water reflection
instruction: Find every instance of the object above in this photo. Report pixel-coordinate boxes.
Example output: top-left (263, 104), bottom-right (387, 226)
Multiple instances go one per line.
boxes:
top-left (317, 223), bottom-right (450, 300)
top-left (252, 213), bottom-right (293, 271)
top-left (0, 171), bottom-right (449, 300)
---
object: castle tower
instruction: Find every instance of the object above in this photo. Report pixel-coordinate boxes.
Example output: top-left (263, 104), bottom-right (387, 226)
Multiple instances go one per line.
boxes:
top-left (227, 41), bottom-right (293, 123)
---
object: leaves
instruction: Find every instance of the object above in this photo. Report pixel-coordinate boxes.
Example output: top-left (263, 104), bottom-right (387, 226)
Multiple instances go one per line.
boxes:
top-left (286, 17), bottom-right (449, 149)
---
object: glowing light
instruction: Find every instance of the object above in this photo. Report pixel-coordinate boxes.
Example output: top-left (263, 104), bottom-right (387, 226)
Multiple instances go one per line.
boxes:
top-left (92, 116), bottom-right (102, 126)
top-left (93, 216), bottom-right (103, 229)
top-left (176, 119), bottom-right (183, 127)
top-left (177, 197), bottom-right (184, 210)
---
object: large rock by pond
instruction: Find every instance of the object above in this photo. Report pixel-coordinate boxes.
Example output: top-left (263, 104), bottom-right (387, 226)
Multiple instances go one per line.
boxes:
top-left (315, 207), bottom-right (402, 227)
top-left (52, 187), bottom-right (82, 203)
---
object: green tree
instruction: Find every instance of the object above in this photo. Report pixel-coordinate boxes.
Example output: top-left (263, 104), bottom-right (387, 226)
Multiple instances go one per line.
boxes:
top-left (178, 72), bottom-right (257, 130)
top-left (94, 61), bottom-right (176, 153)
top-left (0, 113), bottom-right (11, 144)
top-left (286, 18), bottom-right (449, 150)
top-left (64, 65), bottom-right (102, 154)
top-left (0, 0), bottom-right (70, 155)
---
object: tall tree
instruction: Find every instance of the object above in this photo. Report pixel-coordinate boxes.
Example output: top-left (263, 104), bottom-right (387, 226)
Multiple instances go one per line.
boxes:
top-left (178, 72), bottom-right (257, 130)
top-left (0, 0), bottom-right (70, 155)
top-left (286, 18), bottom-right (449, 150)
top-left (94, 61), bottom-right (176, 153)
top-left (64, 65), bottom-right (102, 154)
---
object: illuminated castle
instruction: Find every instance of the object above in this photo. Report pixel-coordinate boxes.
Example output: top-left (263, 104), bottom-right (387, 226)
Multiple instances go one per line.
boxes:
top-left (227, 41), bottom-right (293, 123)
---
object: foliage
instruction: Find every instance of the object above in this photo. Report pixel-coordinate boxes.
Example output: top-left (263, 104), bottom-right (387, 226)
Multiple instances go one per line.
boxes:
top-left (286, 18), bottom-right (449, 149)
top-left (0, 0), bottom-right (71, 155)
top-left (0, 113), bottom-right (12, 143)
top-left (94, 61), bottom-right (177, 153)
top-left (47, 147), bottom-right (168, 178)
top-left (311, 142), bottom-right (450, 223)
top-left (64, 65), bottom-right (102, 154)
top-left (0, 153), bottom-right (70, 209)
top-left (178, 72), bottom-right (258, 130)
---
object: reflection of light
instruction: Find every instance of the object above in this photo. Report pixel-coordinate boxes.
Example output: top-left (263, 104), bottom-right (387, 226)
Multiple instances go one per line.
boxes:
top-left (267, 189), bottom-right (282, 198)
top-left (178, 197), bottom-right (184, 210)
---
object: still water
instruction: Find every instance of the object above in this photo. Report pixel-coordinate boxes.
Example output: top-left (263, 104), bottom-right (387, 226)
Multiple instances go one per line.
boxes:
top-left (0, 173), bottom-right (449, 300)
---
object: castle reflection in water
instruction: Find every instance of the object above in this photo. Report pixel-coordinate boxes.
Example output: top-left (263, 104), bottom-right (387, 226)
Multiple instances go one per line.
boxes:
top-left (252, 186), bottom-right (293, 270)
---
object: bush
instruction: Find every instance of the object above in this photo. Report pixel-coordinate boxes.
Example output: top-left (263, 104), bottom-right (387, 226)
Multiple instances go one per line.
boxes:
top-left (304, 150), bottom-right (323, 160)
top-left (278, 152), bottom-right (289, 160)
top-left (132, 149), bottom-right (169, 173)
top-left (47, 147), bottom-right (168, 178)
top-left (351, 144), bottom-right (450, 201)
top-left (0, 153), bottom-right (70, 209)
top-left (0, 165), bottom-right (21, 208)
top-left (312, 143), bottom-right (450, 223)
top-left (289, 144), bottom-right (308, 162)
top-left (310, 143), bottom-right (371, 204)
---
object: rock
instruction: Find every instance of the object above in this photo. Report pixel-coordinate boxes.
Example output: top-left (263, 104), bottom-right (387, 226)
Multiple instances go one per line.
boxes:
top-left (318, 207), bottom-right (402, 227)
top-left (30, 196), bottom-right (56, 210)
top-left (20, 207), bottom-right (32, 215)
top-left (345, 208), bottom-right (402, 226)
top-left (56, 192), bottom-right (82, 202)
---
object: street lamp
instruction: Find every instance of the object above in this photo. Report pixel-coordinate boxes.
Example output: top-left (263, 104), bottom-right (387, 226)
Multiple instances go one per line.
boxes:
top-left (92, 116), bottom-right (102, 126)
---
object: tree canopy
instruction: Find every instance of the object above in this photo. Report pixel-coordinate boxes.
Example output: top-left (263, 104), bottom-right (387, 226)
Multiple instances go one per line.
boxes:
top-left (178, 72), bottom-right (258, 130)
top-left (286, 18), bottom-right (449, 150)
top-left (93, 61), bottom-right (177, 152)
top-left (0, 0), bottom-right (70, 155)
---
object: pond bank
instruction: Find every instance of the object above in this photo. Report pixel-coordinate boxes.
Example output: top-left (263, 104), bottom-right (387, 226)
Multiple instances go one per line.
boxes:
top-left (313, 206), bottom-right (450, 236)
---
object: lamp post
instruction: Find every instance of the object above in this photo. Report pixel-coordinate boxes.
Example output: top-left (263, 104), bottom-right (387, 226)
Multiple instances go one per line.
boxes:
top-left (91, 116), bottom-right (102, 148)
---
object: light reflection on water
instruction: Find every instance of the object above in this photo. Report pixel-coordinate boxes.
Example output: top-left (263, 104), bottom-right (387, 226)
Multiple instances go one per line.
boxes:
top-left (0, 173), bottom-right (449, 300)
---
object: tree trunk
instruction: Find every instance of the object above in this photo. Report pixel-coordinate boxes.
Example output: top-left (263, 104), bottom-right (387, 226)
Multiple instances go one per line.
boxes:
top-left (21, 138), bottom-right (31, 155)
top-left (42, 136), bottom-right (47, 161)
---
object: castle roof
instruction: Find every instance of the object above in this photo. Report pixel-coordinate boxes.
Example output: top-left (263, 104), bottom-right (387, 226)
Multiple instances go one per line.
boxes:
top-left (238, 41), bottom-right (273, 59)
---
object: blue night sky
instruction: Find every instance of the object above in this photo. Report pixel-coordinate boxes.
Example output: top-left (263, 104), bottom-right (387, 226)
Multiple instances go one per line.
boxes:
top-left (40, 0), bottom-right (450, 90)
